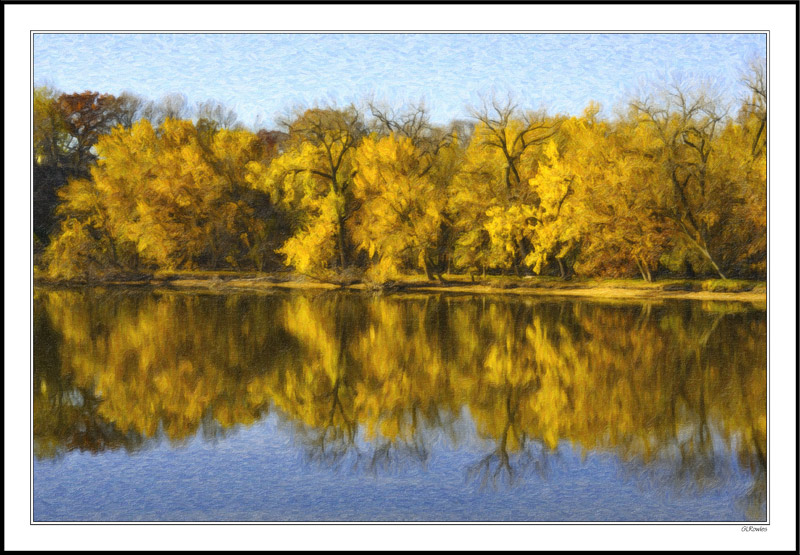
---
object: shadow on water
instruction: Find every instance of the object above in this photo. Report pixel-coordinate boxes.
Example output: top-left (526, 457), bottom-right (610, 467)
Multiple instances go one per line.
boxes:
top-left (33, 287), bottom-right (766, 520)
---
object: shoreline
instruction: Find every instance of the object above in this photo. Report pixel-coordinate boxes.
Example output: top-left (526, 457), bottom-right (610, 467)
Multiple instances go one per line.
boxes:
top-left (33, 274), bottom-right (767, 303)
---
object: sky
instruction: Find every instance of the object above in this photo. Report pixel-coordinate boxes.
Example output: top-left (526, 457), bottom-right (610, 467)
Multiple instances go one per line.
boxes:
top-left (34, 33), bottom-right (766, 129)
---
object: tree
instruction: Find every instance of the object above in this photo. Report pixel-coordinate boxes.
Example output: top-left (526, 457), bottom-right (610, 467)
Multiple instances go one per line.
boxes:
top-left (726, 57), bottom-right (767, 277)
top-left (359, 102), bottom-right (461, 280)
top-left (739, 57), bottom-right (766, 158)
top-left (56, 91), bottom-right (123, 176)
top-left (705, 117), bottom-right (766, 277)
top-left (110, 91), bottom-right (147, 129)
top-left (526, 140), bottom-right (582, 278)
top-left (33, 87), bottom-right (71, 247)
top-left (368, 100), bottom-right (432, 143)
top-left (195, 99), bottom-right (241, 133)
top-left (34, 86), bottom-right (70, 167)
top-left (250, 106), bottom-right (365, 277)
top-left (352, 134), bottom-right (447, 281)
top-left (35, 89), bottom-right (149, 252)
top-left (450, 97), bottom-right (561, 276)
top-left (548, 107), bottom-right (671, 281)
top-left (44, 118), bottom-right (285, 278)
top-left (469, 96), bottom-right (560, 193)
top-left (140, 92), bottom-right (191, 126)
top-left (631, 83), bottom-right (733, 279)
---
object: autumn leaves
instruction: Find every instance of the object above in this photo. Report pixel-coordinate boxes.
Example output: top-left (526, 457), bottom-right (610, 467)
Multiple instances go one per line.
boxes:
top-left (35, 65), bottom-right (767, 282)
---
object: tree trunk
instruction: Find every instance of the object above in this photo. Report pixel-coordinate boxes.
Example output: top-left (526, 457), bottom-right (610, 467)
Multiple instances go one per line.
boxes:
top-left (336, 214), bottom-right (347, 270)
top-left (557, 258), bottom-right (567, 279)
top-left (422, 256), bottom-right (434, 280)
top-left (689, 240), bottom-right (726, 280)
top-left (635, 257), bottom-right (646, 281)
top-left (106, 235), bottom-right (120, 268)
top-left (424, 254), bottom-right (445, 282)
top-left (703, 251), bottom-right (726, 280)
top-left (676, 221), bottom-right (726, 280)
top-left (636, 256), bottom-right (652, 282)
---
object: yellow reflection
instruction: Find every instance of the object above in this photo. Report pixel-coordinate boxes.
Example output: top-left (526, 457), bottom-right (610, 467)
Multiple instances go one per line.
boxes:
top-left (34, 288), bottom-right (765, 507)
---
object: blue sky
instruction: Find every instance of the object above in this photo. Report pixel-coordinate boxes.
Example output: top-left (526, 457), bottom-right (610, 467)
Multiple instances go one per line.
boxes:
top-left (34, 33), bottom-right (765, 128)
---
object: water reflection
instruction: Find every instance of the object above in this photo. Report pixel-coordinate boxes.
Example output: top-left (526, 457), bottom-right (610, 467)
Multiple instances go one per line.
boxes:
top-left (33, 288), bottom-right (766, 520)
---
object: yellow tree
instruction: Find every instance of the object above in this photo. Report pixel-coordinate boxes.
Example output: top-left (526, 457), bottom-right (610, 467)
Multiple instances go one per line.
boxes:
top-left (42, 178), bottom-right (126, 279)
top-left (724, 57), bottom-right (767, 277)
top-left (42, 120), bottom-right (159, 279)
top-left (45, 118), bottom-right (281, 278)
top-left (352, 134), bottom-right (454, 281)
top-left (366, 102), bottom-right (463, 277)
top-left (252, 106), bottom-right (365, 277)
top-left (247, 143), bottom-right (341, 278)
top-left (546, 108), bottom-right (671, 281)
top-left (450, 98), bottom-right (560, 276)
top-left (525, 139), bottom-right (581, 278)
top-left (197, 125), bottom-right (287, 270)
top-left (706, 119), bottom-right (766, 277)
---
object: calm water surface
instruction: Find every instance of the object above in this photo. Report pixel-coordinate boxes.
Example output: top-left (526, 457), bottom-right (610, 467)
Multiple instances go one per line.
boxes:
top-left (33, 287), bottom-right (766, 521)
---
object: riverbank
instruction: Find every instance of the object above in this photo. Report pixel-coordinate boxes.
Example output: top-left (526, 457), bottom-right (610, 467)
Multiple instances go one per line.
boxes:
top-left (34, 271), bottom-right (767, 303)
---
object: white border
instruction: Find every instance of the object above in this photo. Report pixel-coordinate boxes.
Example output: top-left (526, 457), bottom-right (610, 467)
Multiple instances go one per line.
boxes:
top-left (5, 3), bottom-right (796, 551)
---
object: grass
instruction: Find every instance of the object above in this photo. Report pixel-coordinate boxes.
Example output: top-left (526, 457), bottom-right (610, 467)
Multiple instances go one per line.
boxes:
top-left (395, 274), bottom-right (765, 292)
top-left (153, 269), bottom-right (282, 279)
top-left (700, 279), bottom-right (762, 293)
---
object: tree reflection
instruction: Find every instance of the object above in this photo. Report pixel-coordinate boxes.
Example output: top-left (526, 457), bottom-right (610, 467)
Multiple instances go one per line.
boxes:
top-left (33, 292), bottom-right (146, 458)
top-left (33, 288), bottom-right (765, 517)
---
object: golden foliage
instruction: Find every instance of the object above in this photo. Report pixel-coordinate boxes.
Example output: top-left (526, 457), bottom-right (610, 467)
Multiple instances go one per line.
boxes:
top-left (41, 77), bottom-right (766, 281)
top-left (44, 119), bottom-right (282, 278)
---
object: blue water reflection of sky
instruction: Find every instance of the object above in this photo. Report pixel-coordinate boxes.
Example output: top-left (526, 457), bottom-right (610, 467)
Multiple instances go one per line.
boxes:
top-left (33, 412), bottom-right (759, 522)
top-left (33, 33), bottom-right (766, 127)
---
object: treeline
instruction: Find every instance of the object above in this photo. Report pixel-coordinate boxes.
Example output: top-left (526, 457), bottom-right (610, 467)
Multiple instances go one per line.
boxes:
top-left (34, 61), bottom-right (766, 282)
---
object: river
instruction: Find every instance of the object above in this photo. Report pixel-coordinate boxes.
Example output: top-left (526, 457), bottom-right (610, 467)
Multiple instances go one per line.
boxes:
top-left (33, 287), bottom-right (766, 521)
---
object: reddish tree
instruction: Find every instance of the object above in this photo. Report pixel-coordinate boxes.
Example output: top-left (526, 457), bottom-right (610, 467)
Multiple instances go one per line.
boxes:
top-left (57, 91), bottom-right (121, 175)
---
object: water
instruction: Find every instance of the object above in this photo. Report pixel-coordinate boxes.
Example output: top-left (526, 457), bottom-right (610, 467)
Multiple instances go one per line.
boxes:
top-left (32, 287), bottom-right (767, 521)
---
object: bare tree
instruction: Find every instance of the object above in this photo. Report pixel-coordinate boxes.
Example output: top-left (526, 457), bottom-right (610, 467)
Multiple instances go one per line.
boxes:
top-left (740, 57), bottom-right (766, 157)
top-left (112, 91), bottom-right (146, 129)
top-left (195, 99), bottom-right (241, 131)
top-left (469, 94), bottom-right (561, 194)
top-left (367, 100), bottom-right (456, 176)
top-left (142, 93), bottom-right (190, 126)
top-left (449, 119), bottom-right (476, 145)
top-left (367, 100), bottom-right (433, 143)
